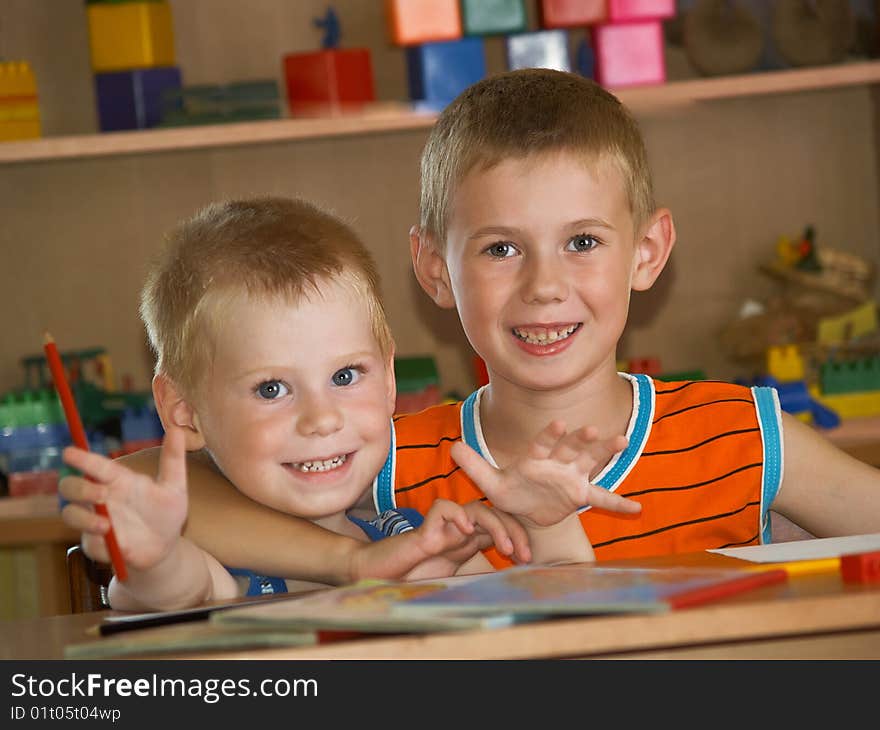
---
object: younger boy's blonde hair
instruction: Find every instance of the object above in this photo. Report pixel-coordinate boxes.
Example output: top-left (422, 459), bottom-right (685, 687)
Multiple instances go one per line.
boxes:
top-left (419, 68), bottom-right (655, 246)
top-left (140, 196), bottom-right (393, 397)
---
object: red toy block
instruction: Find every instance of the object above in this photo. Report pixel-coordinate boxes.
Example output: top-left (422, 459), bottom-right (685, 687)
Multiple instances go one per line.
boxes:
top-left (607, 0), bottom-right (676, 21)
top-left (8, 470), bottom-right (58, 497)
top-left (628, 357), bottom-right (662, 376)
top-left (386, 0), bottom-right (462, 46)
top-left (539, 0), bottom-right (606, 28)
top-left (282, 48), bottom-right (375, 114)
top-left (591, 20), bottom-right (666, 89)
top-left (840, 550), bottom-right (880, 584)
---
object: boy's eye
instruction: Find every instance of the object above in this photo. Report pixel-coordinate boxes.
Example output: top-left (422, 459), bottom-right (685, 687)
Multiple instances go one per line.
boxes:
top-left (256, 380), bottom-right (289, 400)
top-left (485, 241), bottom-right (518, 258)
top-left (566, 233), bottom-right (599, 252)
top-left (332, 367), bottom-right (361, 387)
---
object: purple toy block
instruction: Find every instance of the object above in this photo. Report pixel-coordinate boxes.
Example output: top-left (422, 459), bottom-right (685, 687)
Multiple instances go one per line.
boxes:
top-left (591, 20), bottom-right (666, 89)
top-left (94, 66), bottom-right (182, 131)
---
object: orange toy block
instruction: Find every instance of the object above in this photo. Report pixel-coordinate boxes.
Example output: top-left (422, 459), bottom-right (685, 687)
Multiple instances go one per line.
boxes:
top-left (385, 0), bottom-right (462, 45)
top-left (840, 550), bottom-right (880, 584)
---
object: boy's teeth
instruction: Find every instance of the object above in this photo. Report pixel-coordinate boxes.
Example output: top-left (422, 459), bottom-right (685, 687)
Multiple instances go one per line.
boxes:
top-left (293, 454), bottom-right (347, 472)
top-left (513, 324), bottom-right (578, 345)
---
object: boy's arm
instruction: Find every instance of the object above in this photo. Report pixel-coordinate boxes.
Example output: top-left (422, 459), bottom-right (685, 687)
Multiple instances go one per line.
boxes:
top-left (771, 412), bottom-right (880, 537)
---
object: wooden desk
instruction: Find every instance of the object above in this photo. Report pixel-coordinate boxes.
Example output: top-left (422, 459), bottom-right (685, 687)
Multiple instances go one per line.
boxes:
top-left (3, 551), bottom-right (879, 660)
top-left (0, 495), bottom-right (79, 618)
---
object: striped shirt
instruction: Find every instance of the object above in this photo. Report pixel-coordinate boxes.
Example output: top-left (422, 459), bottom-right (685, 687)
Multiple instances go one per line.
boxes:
top-left (371, 374), bottom-right (783, 567)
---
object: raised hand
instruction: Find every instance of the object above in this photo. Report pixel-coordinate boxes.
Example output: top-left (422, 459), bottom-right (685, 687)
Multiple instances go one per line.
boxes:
top-left (450, 420), bottom-right (640, 529)
top-left (59, 426), bottom-right (189, 571)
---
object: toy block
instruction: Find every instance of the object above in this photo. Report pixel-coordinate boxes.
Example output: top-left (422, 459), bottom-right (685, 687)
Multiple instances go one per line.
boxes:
top-left (120, 405), bottom-right (163, 447)
top-left (86, 0), bottom-right (175, 72)
top-left (283, 49), bottom-right (375, 114)
top-left (576, 36), bottom-right (597, 79)
top-left (394, 356), bottom-right (441, 415)
top-left (462, 0), bottom-right (528, 35)
top-left (766, 345), bottom-right (805, 383)
top-left (539, 0), bottom-right (606, 28)
top-left (8, 470), bottom-right (58, 498)
top-left (386, 0), bottom-right (462, 45)
top-left (817, 301), bottom-right (878, 345)
top-left (0, 61), bottom-right (41, 141)
top-left (607, 0), bottom-right (676, 21)
top-left (752, 376), bottom-right (840, 429)
top-left (506, 30), bottom-right (571, 72)
top-left (820, 357), bottom-right (880, 395)
top-left (160, 80), bottom-right (281, 127)
top-left (591, 20), bottom-right (666, 88)
top-left (94, 66), bottom-right (182, 131)
top-left (840, 550), bottom-right (880, 584)
top-left (406, 38), bottom-right (486, 108)
top-left (628, 357), bottom-right (662, 376)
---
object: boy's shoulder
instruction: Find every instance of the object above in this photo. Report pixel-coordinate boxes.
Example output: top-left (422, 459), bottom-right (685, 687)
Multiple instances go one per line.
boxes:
top-left (393, 399), bottom-right (464, 444)
top-left (650, 377), bottom-right (760, 417)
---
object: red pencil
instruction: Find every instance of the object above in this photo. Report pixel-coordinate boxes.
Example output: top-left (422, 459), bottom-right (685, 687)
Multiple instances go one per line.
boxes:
top-left (43, 332), bottom-right (128, 582)
top-left (667, 568), bottom-right (787, 610)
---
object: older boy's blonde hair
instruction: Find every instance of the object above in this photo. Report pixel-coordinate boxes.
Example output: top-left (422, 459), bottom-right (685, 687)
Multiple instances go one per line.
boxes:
top-left (419, 68), bottom-right (655, 245)
top-left (140, 196), bottom-right (393, 397)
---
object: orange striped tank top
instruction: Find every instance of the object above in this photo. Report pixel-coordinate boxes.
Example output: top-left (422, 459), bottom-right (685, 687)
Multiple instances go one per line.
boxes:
top-left (371, 374), bottom-right (783, 567)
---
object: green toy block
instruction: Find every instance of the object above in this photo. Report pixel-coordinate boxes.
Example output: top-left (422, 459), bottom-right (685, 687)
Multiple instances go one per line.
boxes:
top-left (656, 370), bottom-right (707, 382)
top-left (0, 389), bottom-right (64, 429)
top-left (820, 356), bottom-right (880, 395)
top-left (394, 356), bottom-right (440, 394)
top-left (462, 0), bottom-right (528, 35)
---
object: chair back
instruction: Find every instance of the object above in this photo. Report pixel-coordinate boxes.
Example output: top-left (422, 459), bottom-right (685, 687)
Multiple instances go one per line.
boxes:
top-left (66, 545), bottom-right (113, 612)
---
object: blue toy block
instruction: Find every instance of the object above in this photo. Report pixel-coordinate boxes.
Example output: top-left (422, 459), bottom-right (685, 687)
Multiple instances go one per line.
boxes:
top-left (506, 29), bottom-right (570, 72)
top-left (406, 38), bottom-right (486, 109)
top-left (752, 376), bottom-right (840, 429)
top-left (576, 36), bottom-right (596, 79)
top-left (94, 65), bottom-right (182, 131)
top-left (121, 405), bottom-right (164, 444)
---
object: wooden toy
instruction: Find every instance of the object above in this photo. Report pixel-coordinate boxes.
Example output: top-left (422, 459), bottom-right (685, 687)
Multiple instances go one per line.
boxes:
top-left (406, 38), bottom-right (486, 108)
top-left (506, 30), bottom-right (571, 72)
top-left (94, 66), bottom-right (182, 131)
top-left (591, 20), bottom-right (667, 88)
top-left (539, 0), bottom-right (606, 28)
top-left (86, 0), bottom-right (175, 72)
top-left (385, 0), bottom-right (462, 45)
top-left (462, 0), bottom-right (527, 36)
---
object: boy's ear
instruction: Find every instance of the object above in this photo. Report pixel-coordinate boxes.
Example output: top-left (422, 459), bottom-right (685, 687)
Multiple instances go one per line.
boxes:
top-left (152, 373), bottom-right (206, 452)
top-left (631, 207), bottom-right (676, 292)
top-left (409, 225), bottom-right (456, 309)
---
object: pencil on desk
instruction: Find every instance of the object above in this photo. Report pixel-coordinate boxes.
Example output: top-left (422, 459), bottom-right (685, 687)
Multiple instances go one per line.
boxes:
top-left (43, 332), bottom-right (128, 582)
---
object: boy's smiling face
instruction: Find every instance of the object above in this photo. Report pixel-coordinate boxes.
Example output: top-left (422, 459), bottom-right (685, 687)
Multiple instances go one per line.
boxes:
top-left (437, 151), bottom-right (643, 394)
top-left (187, 278), bottom-right (395, 523)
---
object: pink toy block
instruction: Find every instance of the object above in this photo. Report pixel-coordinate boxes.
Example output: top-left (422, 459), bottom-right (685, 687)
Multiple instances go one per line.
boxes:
top-left (539, 0), bottom-right (606, 28)
top-left (386, 0), bottom-right (462, 45)
top-left (591, 20), bottom-right (666, 88)
top-left (283, 48), bottom-right (375, 114)
top-left (607, 0), bottom-right (676, 21)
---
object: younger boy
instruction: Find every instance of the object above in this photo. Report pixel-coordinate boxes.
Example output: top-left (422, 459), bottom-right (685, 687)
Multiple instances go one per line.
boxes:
top-left (103, 69), bottom-right (880, 579)
top-left (61, 195), bottom-right (639, 609)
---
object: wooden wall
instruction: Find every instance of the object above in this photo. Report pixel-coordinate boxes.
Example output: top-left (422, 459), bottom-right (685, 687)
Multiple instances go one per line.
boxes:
top-left (1, 0), bottom-right (878, 399)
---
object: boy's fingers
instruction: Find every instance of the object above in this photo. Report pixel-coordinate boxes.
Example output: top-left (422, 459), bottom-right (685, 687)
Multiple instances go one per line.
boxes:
top-left (466, 504), bottom-right (514, 556)
top-left (450, 441), bottom-right (499, 493)
top-left (550, 425), bottom-right (600, 464)
top-left (61, 503), bottom-right (109, 534)
top-left (585, 485), bottom-right (642, 514)
top-left (62, 446), bottom-right (127, 487)
top-left (58, 475), bottom-right (106, 504)
top-left (157, 425), bottom-right (188, 491)
top-left (528, 420), bottom-right (567, 460)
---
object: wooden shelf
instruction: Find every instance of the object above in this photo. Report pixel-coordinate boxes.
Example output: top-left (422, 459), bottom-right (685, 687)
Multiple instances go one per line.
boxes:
top-left (2, 61), bottom-right (879, 165)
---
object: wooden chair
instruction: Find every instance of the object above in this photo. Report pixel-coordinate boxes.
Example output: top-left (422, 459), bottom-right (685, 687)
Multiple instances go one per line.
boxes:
top-left (66, 545), bottom-right (113, 613)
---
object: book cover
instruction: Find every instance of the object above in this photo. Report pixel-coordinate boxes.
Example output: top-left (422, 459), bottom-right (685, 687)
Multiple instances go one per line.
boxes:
top-left (64, 621), bottom-right (317, 659)
top-left (391, 564), bottom-right (788, 618)
top-left (212, 576), bottom-right (516, 634)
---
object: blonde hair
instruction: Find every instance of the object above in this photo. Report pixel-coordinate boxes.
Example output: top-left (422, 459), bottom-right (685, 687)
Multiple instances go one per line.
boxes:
top-left (419, 68), bottom-right (655, 245)
top-left (140, 196), bottom-right (393, 396)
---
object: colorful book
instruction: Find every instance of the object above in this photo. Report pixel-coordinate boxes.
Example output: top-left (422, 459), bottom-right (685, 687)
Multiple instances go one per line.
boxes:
top-left (390, 564), bottom-right (788, 618)
top-left (212, 576), bottom-right (516, 634)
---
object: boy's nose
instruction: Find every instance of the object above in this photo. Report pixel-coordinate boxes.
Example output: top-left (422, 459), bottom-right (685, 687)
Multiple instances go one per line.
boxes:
top-left (296, 393), bottom-right (343, 437)
top-left (521, 254), bottom-right (568, 304)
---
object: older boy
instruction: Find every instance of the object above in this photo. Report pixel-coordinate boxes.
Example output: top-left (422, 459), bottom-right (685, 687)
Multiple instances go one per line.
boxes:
top-left (99, 69), bottom-right (880, 578)
top-left (61, 195), bottom-right (638, 609)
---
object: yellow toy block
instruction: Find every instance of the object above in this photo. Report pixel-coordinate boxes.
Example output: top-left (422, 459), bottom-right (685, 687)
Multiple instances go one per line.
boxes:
top-left (0, 62), bottom-right (40, 141)
top-left (811, 385), bottom-right (880, 419)
top-left (87, 1), bottom-right (175, 72)
top-left (817, 301), bottom-right (878, 345)
top-left (766, 345), bottom-right (805, 382)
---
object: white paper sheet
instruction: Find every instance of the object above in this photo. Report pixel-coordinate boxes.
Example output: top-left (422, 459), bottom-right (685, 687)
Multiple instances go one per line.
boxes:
top-left (709, 533), bottom-right (880, 563)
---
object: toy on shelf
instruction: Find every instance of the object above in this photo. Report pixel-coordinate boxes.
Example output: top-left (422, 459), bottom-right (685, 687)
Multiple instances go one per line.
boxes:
top-left (462, 0), bottom-right (528, 36)
top-left (506, 29), bottom-right (572, 72)
top-left (87, 0), bottom-right (182, 131)
top-left (0, 61), bottom-right (41, 141)
top-left (385, 0), bottom-right (463, 45)
top-left (394, 355), bottom-right (441, 416)
top-left (159, 80), bottom-right (281, 127)
top-left (283, 6), bottom-right (376, 116)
